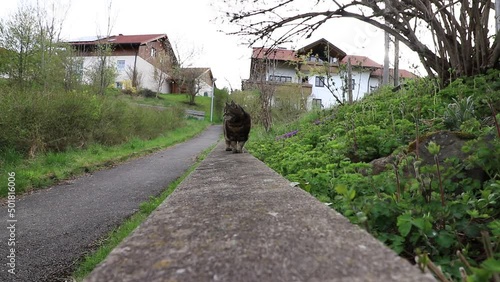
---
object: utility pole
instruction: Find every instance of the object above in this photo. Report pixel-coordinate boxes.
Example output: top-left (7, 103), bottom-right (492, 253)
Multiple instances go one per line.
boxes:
top-left (210, 78), bottom-right (217, 122)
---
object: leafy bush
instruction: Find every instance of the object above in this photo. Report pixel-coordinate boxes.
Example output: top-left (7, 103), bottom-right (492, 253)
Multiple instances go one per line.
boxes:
top-left (246, 77), bottom-right (500, 281)
top-left (0, 88), bottom-right (184, 156)
top-left (443, 96), bottom-right (475, 130)
top-left (138, 88), bottom-right (156, 98)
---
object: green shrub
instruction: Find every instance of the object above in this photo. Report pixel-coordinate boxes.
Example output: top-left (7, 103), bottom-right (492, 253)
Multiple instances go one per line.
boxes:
top-left (0, 88), bottom-right (184, 156)
top-left (246, 76), bottom-right (500, 281)
top-left (138, 88), bottom-right (156, 98)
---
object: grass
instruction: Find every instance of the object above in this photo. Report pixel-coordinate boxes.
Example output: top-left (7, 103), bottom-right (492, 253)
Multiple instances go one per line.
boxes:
top-left (0, 119), bottom-right (211, 197)
top-left (118, 93), bottom-right (214, 119)
top-left (71, 144), bottom-right (216, 281)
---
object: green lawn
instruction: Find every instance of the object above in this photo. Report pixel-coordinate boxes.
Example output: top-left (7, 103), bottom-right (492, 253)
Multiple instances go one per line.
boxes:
top-left (119, 93), bottom-right (214, 117)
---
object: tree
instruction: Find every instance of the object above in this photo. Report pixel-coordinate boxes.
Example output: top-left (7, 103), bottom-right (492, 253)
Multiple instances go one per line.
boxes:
top-left (86, 0), bottom-right (116, 95)
top-left (168, 40), bottom-right (203, 104)
top-left (0, 1), bottom-right (78, 92)
top-left (152, 53), bottom-right (170, 98)
top-left (246, 53), bottom-right (276, 131)
top-left (0, 4), bottom-right (39, 90)
top-left (218, 0), bottom-right (500, 86)
top-left (180, 68), bottom-right (203, 105)
top-left (125, 65), bottom-right (143, 90)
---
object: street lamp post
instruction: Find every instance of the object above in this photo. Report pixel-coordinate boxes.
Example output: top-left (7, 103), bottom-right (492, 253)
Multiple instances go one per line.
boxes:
top-left (210, 78), bottom-right (217, 122)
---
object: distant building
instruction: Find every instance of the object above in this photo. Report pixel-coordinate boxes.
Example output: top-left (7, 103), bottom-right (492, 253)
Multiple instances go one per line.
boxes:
top-left (243, 38), bottom-right (418, 109)
top-left (68, 34), bottom-right (178, 93)
top-left (171, 67), bottom-right (216, 97)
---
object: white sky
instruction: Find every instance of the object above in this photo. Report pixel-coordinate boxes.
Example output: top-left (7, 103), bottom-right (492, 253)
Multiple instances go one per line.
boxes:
top-left (1, 0), bottom-right (424, 91)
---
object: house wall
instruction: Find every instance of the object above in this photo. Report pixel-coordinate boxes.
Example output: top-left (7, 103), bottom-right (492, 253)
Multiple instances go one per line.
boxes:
top-left (197, 80), bottom-right (213, 97)
top-left (266, 62), bottom-right (298, 83)
top-left (253, 59), bottom-right (387, 109)
top-left (309, 69), bottom-right (372, 108)
top-left (81, 55), bottom-right (171, 93)
top-left (368, 76), bottom-right (380, 94)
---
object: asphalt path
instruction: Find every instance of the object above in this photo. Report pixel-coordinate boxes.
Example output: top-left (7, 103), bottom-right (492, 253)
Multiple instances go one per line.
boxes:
top-left (0, 125), bottom-right (222, 282)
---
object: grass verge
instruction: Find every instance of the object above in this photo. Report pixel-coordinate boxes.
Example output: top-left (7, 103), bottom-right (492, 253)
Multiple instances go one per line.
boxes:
top-left (71, 144), bottom-right (216, 281)
top-left (0, 119), bottom-right (210, 197)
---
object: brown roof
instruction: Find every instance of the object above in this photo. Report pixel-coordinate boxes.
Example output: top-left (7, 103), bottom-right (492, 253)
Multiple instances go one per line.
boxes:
top-left (297, 38), bottom-right (346, 59)
top-left (251, 48), bottom-right (298, 61)
top-left (371, 68), bottom-right (418, 79)
top-left (341, 55), bottom-right (418, 78)
top-left (341, 55), bottom-right (382, 68)
top-left (181, 67), bottom-right (210, 77)
top-left (252, 39), bottom-right (346, 62)
top-left (69, 34), bottom-right (168, 45)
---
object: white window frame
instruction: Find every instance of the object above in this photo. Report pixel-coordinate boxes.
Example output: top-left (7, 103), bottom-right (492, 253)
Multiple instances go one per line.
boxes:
top-left (116, 60), bottom-right (126, 72)
top-left (315, 76), bottom-right (325, 87)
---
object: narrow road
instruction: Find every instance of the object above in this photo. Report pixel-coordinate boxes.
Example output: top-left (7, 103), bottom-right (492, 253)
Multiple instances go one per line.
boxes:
top-left (0, 125), bottom-right (222, 282)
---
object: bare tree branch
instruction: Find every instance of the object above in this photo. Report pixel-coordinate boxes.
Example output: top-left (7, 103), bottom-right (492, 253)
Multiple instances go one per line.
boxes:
top-left (217, 0), bottom-right (500, 86)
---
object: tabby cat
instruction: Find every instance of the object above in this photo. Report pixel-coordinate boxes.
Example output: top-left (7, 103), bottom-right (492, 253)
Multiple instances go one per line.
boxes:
top-left (223, 101), bottom-right (251, 153)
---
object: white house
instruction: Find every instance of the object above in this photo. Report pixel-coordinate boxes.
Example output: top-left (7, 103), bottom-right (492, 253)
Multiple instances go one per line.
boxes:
top-left (172, 67), bottom-right (216, 97)
top-left (68, 34), bottom-right (178, 93)
top-left (243, 38), bottom-right (418, 109)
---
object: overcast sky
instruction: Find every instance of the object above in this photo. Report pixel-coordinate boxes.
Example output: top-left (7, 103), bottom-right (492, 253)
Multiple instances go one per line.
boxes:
top-left (1, 0), bottom-right (422, 91)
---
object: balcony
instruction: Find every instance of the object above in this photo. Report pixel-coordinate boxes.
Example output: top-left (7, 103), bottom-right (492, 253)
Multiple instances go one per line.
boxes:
top-left (241, 79), bottom-right (312, 95)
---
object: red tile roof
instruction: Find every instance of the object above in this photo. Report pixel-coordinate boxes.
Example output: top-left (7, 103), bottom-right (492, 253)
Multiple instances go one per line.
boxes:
top-left (69, 34), bottom-right (168, 45)
top-left (251, 47), bottom-right (298, 61)
top-left (371, 68), bottom-right (418, 79)
top-left (341, 55), bottom-right (382, 68)
top-left (397, 69), bottom-right (419, 79)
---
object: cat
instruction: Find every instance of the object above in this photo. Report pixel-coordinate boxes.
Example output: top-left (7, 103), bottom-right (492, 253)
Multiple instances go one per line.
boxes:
top-left (223, 101), bottom-right (251, 153)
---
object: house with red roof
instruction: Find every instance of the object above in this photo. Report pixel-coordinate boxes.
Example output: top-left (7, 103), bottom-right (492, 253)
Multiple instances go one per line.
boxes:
top-left (244, 38), bottom-right (418, 108)
top-left (171, 67), bottom-right (216, 96)
top-left (68, 34), bottom-right (178, 93)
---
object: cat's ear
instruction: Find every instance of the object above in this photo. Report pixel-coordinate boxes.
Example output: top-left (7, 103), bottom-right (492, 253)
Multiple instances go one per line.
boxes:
top-left (231, 100), bottom-right (236, 105)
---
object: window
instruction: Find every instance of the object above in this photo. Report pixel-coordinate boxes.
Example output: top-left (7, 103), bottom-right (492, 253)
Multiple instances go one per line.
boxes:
top-left (150, 47), bottom-right (157, 57)
top-left (312, 98), bottom-right (323, 109)
top-left (351, 79), bottom-right (356, 90)
top-left (315, 76), bottom-right (325, 87)
top-left (116, 82), bottom-right (123, 89)
top-left (268, 75), bottom-right (292, 82)
top-left (116, 60), bottom-right (125, 71)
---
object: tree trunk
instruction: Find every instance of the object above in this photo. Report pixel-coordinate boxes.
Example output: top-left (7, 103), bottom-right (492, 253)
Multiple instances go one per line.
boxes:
top-left (394, 38), bottom-right (399, 87)
top-left (347, 57), bottom-right (353, 104)
top-left (383, 30), bottom-right (390, 85)
top-left (496, 0), bottom-right (500, 32)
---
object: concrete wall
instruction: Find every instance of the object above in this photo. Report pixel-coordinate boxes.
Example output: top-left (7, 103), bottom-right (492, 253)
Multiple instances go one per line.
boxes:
top-left (85, 141), bottom-right (437, 282)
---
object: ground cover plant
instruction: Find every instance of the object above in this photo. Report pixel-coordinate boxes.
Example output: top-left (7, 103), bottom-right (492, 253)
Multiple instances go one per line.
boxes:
top-left (246, 71), bottom-right (500, 281)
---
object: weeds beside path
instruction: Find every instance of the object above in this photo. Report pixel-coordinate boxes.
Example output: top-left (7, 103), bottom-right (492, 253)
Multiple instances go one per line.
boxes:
top-left (0, 125), bottom-right (222, 282)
